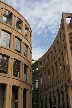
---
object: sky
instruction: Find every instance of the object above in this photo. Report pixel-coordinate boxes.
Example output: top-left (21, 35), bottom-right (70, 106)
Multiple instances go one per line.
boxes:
top-left (3, 0), bottom-right (72, 60)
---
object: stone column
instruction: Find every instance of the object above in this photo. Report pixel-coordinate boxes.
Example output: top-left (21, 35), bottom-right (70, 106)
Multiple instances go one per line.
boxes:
top-left (5, 85), bottom-right (12, 108)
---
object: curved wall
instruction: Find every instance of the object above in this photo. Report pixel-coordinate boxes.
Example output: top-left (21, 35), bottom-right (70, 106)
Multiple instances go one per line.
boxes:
top-left (0, 1), bottom-right (32, 108)
top-left (38, 13), bottom-right (72, 108)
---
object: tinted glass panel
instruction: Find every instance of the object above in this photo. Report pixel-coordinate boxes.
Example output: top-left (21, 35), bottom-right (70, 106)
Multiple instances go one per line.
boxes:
top-left (13, 59), bottom-right (20, 78)
top-left (14, 37), bottom-right (21, 53)
top-left (0, 54), bottom-right (9, 74)
top-left (0, 30), bottom-right (11, 48)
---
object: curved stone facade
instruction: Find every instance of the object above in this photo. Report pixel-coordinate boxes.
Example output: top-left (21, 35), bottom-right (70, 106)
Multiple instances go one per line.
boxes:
top-left (38, 13), bottom-right (72, 108)
top-left (0, 1), bottom-right (32, 108)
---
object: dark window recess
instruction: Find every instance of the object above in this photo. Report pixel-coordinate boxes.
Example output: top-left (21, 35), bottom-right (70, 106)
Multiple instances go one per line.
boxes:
top-left (24, 64), bottom-right (27, 80)
top-left (12, 86), bottom-right (18, 108)
top-left (25, 25), bottom-right (29, 39)
top-left (16, 18), bottom-right (22, 33)
top-left (13, 59), bottom-right (20, 78)
top-left (0, 54), bottom-right (9, 74)
top-left (0, 84), bottom-right (6, 108)
top-left (24, 44), bottom-right (28, 57)
top-left (2, 9), bottom-right (12, 25)
top-left (14, 37), bottom-right (21, 53)
top-left (23, 89), bottom-right (26, 108)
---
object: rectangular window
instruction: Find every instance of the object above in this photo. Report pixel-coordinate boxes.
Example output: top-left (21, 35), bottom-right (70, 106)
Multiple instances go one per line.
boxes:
top-left (39, 62), bottom-right (42, 68)
top-left (36, 77), bottom-right (38, 89)
top-left (0, 30), bottom-right (11, 48)
top-left (3, 9), bottom-right (12, 25)
top-left (48, 69), bottom-right (50, 84)
top-left (52, 66), bottom-right (54, 81)
top-left (25, 25), bottom-right (29, 39)
top-left (16, 18), bottom-right (22, 32)
top-left (0, 54), bottom-right (9, 74)
top-left (14, 37), bottom-right (21, 53)
top-left (13, 59), bottom-right (20, 78)
top-left (44, 72), bottom-right (46, 86)
top-left (55, 62), bottom-right (58, 78)
top-left (24, 44), bottom-right (28, 57)
top-left (0, 84), bottom-right (6, 108)
top-left (40, 75), bottom-right (42, 87)
top-left (12, 86), bottom-right (18, 108)
top-left (24, 64), bottom-right (27, 80)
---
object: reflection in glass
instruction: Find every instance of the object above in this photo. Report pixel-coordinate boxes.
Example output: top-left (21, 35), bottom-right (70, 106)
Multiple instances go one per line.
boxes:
top-left (0, 30), bottom-right (11, 48)
top-left (14, 37), bottom-right (21, 53)
top-left (0, 54), bottom-right (9, 74)
top-left (13, 59), bottom-right (20, 78)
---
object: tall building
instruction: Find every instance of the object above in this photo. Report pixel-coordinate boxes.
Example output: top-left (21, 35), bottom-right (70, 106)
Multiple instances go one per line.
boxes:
top-left (38, 12), bottom-right (72, 108)
top-left (0, 1), bottom-right (32, 108)
top-left (32, 61), bottom-right (39, 108)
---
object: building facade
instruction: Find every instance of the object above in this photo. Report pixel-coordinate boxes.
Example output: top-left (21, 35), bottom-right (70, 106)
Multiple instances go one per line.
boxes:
top-left (0, 1), bottom-right (32, 108)
top-left (32, 61), bottom-right (39, 108)
top-left (38, 12), bottom-right (72, 108)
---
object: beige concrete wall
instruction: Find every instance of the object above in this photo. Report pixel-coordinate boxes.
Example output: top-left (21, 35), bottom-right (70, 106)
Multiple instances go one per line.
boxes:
top-left (0, 1), bottom-right (32, 108)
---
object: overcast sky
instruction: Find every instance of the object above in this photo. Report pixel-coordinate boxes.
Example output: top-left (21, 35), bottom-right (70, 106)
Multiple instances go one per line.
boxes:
top-left (3, 0), bottom-right (72, 60)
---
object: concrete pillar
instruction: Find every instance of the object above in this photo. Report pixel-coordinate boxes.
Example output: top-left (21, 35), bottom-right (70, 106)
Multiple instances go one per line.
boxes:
top-left (64, 91), bottom-right (67, 108)
top-left (20, 62), bottom-right (23, 79)
top-left (56, 90), bottom-right (58, 108)
top-left (8, 57), bottom-right (13, 76)
top-left (0, 7), bottom-right (3, 22)
top-left (30, 91), bottom-right (32, 108)
top-left (18, 87), bottom-right (22, 108)
top-left (21, 21), bottom-right (24, 34)
top-left (28, 47), bottom-right (30, 62)
top-left (21, 41), bottom-right (23, 56)
top-left (12, 14), bottom-right (15, 28)
top-left (5, 85), bottom-right (12, 108)
top-left (26, 90), bottom-right (30, 108)
top-left (43, 95), bottom-right (45, 108)
top-left (28, 30), bottom-right (30, 42)
top-left (27, 67), bottom-right (30, 84)
top-left (60, 93), bottom-right (62, 107)
top-left (10, 34), bottom-right (14, 51)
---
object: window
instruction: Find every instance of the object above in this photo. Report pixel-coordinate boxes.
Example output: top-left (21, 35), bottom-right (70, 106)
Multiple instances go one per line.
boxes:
top-left (0, 30), bottom-right (11, 48)
top-left (52, 66), bottom-right (54, 80)
top-left (16, 18), bottom-right (22, 32)
top-left (2, 9), bottom-right (12, 25)
top-left (40, 75), bottom-right (42, 87)
top-left (24, 64), bottom-right (27, 80)
top-left (13, 59), bottom-right (20, 78)
top-left (55, 62), bottom-right (58, 78)
top-left (44, 72), bottom-right (46, 86)
top-left (24, 44), bottom-right (28, 57)
top-left (54, 46), bottom-right (56, 53)
top-left (0, 54), bottom-right (9, 74)
top-left (25, 25), bottom-right (29, 39)
top-left (43, 59), bottom-right (45, 65)
top-left (14, 37), bottom-right (21, 53)
top-left (36, 77), bottom-right (38, 89)
top-left (39, 62), bottom-right (42, 68)
top-left (48, 69), bottom-right (50, 83)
